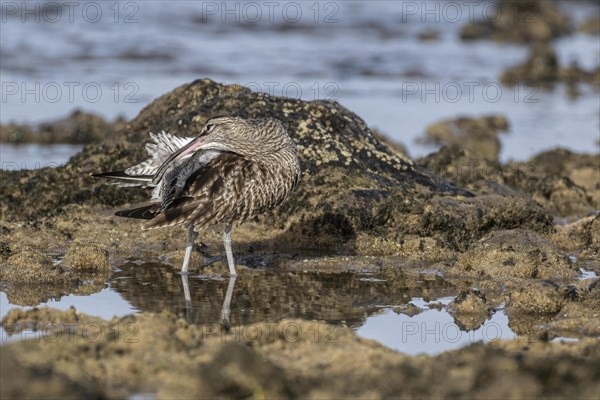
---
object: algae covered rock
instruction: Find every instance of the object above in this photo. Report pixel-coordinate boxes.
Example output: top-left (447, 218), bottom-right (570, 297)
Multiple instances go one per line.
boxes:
top-left (420, 137), bottom-right (599, 220)
top-left (551, 215), bottom-right (600, 258)
top-left (548, 279), bottom-right (600, 337)
top-left (3, 307), bottom-right (600, 400)
top-left (0, 244), bottom-right (111, 305)
top-left (1, 346), bottom-right (105, 400)
top-left (508, 148), bottom-right (600, 219)
top-left (0, 79), bottom-right (557, 255)
top-left (1, 249), bottom-right (56, 283)
top-left (420, 115), bottom-right (509, 161)
top-left (501, 44), bottom-right (559, 86)
top-left (61, 242), bottom-right (110, 271)
top-left (0, 109), bottom-right (125, 145)
top-left (507, 280), bottom-right (566, 314)
top-left (456, 229), bottom-right (577, 281)
top-left (448, 289), bottom-right (493, 330)
top-left (501, 44), bottom-right (600, 89)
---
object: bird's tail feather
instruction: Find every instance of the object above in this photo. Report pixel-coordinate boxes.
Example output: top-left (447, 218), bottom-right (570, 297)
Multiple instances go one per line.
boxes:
top-left (114, 204), bottom-right (160, 220)
top-left (91, 171), bottom-right (154, 187)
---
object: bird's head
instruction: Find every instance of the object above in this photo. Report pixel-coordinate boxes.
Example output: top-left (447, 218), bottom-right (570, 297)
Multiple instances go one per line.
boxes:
top-left (177, 116), bottom-right (294, 160)
top-left (158, 117), bottom-right (295, 173)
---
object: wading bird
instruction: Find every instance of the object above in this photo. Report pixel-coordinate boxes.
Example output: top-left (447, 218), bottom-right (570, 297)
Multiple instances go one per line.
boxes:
top-left (93, 117), bottom-right (301, 276)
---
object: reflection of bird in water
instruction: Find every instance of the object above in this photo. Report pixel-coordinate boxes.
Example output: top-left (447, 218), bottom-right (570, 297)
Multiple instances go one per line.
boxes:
top-left (182, 274), bottom-right (237, 329)
top-left (93, 117), bottom-right (301, 276)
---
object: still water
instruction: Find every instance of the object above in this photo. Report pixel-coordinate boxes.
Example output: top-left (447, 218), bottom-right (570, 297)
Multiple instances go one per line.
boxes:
top-left (1, 261), bottom-right (522, 355)
top-left (0, 144), bottom-right (84, 170)
top-left (1, 1), bottom-right (599, 162)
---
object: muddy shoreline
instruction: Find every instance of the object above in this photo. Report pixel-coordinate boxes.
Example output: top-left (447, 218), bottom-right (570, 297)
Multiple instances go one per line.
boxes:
top-left (1, 79), bottom-right (599, 399)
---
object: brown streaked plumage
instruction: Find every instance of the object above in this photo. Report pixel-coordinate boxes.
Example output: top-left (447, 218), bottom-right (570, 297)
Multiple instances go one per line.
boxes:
top-left (93, 117), bottom-right (301, 277)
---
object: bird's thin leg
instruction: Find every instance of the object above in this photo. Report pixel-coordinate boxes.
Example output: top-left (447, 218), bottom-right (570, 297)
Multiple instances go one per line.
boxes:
top-left (221, 275), bottom-right (237, 330)
top-left (223, 223), bottom-right (237, 276)
top-left (181, 273), bottom-right (192, 303)
top-left (182, 226), bottom-right (198, 274)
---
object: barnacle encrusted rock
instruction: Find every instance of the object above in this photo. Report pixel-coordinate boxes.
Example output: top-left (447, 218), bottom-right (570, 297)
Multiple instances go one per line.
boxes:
top-left (3, 308), bottom-right (600, 399)
top-left (448, 289), bottom-right (493, 330)
top-left (61, 242), bottom-right (110, 271)
top-left (0, 79), bottom-right (553, 253)
top-left (456, 229), bottom-right (577, 281)
top-left (1, 249), bottom-right (54, 283)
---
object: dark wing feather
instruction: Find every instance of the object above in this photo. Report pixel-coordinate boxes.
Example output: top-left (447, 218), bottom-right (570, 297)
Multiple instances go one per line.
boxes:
top-left (158, 149), bottom-right (222, 211)
top-left (142, 197), bottom-right (202, 229)
top-left (143, 151), bottom-right (295, 231)
top-left (115, 204), bottom-right (160, 219)
top-left (143, 153), bottom-right (254, 230)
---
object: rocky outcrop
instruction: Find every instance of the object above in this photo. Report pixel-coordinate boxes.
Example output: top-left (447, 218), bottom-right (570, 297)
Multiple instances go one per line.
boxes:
top-left (0, 110), bottom-right (125, 144)
top-left (1, 79), bottom-right (553, 255)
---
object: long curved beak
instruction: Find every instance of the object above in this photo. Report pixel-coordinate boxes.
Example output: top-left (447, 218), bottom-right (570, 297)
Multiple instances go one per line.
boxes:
top-left (153, 135), bottom-right (206, 183)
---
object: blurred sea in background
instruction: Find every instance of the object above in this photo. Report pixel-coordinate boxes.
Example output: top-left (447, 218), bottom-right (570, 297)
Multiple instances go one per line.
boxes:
top-left (1, 0), bottom-right (599, 164)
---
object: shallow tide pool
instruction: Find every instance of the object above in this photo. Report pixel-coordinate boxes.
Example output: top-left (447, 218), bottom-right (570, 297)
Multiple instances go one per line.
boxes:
top-left (1, 261), bottom-right (532, 355)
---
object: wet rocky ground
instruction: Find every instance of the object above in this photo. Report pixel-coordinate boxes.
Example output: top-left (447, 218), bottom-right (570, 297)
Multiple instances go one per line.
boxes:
top-left (1, 78), bottom-right (599, 398)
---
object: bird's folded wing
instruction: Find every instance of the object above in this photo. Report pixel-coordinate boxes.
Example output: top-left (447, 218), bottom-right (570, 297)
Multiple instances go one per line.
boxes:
top-left (142, 197), bottom-right (202, 229)
top-left (143, 152), bottom-right (254, 230)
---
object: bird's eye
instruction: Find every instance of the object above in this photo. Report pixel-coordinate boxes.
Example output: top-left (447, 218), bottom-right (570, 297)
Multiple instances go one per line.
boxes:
top-left (200, 123), bottom-right (214, 136)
